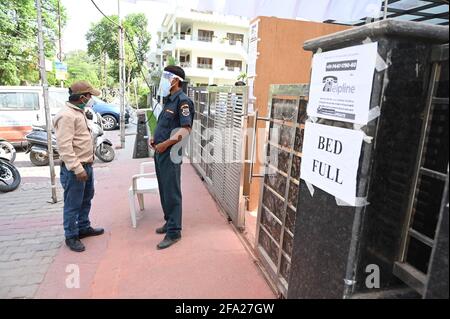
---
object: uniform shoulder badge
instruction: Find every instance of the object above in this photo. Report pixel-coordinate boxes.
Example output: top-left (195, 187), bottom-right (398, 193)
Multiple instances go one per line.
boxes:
top-left (180, 104), bottom-right (190, 117)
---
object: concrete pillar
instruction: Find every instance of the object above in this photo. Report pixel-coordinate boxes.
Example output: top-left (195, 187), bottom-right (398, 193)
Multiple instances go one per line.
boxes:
top-left (287, 20), bottom-right (448, 299)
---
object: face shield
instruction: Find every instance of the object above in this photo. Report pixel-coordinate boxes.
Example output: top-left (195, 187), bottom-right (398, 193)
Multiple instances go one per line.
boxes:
top-left (158, 71), bottom-right (183, 97)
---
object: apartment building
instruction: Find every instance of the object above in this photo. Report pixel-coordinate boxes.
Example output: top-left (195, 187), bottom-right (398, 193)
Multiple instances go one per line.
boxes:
top-left (153, 9), bottom-right (249, 86)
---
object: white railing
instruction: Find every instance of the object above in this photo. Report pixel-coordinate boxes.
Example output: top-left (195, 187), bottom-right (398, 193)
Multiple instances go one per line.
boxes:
top-left (198, 63), bottom-right (213, 69)
top-left (176, 35), bottom-right (243, 46)
top-left (226, 66), bottom-right (242, 72)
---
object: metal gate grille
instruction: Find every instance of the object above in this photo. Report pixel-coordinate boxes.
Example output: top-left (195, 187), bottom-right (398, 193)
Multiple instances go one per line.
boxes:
top-left (394, 44), bottom-right (449, 295)
top-left (255, 84), bottom-right (309, 297)
top-left (189, 86), bottom-right (248, 229)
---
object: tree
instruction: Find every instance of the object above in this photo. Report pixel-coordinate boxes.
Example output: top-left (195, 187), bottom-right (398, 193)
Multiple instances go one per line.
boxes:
top-left (86, 13), bottom-right (151, 89)
top-left (86, 15), bottom-right (120, 62)
top-left (64, 51), bottom-right (100, 88)
top-left (0, 0), bottom-right (66, 85)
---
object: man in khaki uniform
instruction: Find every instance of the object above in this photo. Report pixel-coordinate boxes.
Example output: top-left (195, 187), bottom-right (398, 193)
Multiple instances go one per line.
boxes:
top-left (53, 81), bottom-right (104, 252)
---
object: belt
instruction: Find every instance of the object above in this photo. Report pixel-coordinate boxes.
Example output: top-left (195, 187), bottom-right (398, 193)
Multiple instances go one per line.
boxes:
top-left (62, 162), bottom-right (93, 167)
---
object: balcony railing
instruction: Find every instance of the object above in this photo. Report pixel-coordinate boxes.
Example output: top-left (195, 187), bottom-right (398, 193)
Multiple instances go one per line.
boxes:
top-left (198, 63), bottom-right (213, 70)
top-left (229, 40), bottom-right (243, 46)
top-left (180, 62), bottom-right (192, 68)
top-left (226, 66), bottom-right (242, 72)
top-left (198, 36), bottom-right (213, 42)
top-left (182, 65), bottom-right (243, 80)
top-left (175, 35), bottom-right (243, 47)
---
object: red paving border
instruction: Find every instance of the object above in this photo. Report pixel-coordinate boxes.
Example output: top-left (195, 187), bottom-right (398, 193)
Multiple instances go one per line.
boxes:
top-left (36, 155), bottom-right (275, 299)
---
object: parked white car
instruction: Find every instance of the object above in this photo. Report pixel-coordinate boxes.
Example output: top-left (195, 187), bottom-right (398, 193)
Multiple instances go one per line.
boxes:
top-left (0, 86), bottom-right (68, 146)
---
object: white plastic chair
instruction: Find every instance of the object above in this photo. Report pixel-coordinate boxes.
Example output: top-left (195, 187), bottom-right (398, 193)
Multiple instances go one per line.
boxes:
top-left (128, 161), bottom-right (158, 228)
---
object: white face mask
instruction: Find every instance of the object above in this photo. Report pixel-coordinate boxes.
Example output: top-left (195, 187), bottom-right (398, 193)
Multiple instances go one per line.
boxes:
top-left (158, 77), bottom-right (173, 97)
top-left (86, 97), bottom-right (95, 108)
top-left (158, 71), bottom-right (183, 97)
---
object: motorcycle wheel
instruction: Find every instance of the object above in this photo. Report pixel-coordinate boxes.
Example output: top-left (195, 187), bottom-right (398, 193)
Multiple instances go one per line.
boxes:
top-left (0, 160), bottom-right (21, 192)
top-left (30, 151), bottom-right (49, 166)
top-left (0, 141), bottom-right (16, 163)
top-left (95, 144), bottom-right (115, 162)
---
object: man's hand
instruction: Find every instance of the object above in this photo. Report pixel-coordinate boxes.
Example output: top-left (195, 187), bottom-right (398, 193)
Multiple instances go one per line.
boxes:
top-left (76, 170), bottom-right (89, 182)
top-left (149, 138), bottom-right (155, 149)
top-left (155, 141), bottom-right (169, 154)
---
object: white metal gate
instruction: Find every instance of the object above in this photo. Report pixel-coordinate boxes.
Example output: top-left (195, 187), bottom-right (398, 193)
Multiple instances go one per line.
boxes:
top-left (189, 86), bottom-right (248, 230)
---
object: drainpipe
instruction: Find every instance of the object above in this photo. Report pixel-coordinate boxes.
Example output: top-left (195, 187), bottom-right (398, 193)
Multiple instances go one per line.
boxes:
top-left (343, 129), bottom-right (374, 298)
top-left (343, 207), bottom-right (365, 298)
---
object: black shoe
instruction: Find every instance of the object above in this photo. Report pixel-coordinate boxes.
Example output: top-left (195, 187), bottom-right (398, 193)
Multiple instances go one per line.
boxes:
top-left (79, 227), bottom-right (104, 239)
top-left (155, 225), bottom-right (167, 234)
top-left (157, 235), bottom-right (181, 250)
top-left (65, 237), bottom-right (85, 252)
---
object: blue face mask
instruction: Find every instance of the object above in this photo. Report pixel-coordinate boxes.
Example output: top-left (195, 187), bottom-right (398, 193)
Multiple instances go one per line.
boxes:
top-left (158, 77), bottom-right (173, 97)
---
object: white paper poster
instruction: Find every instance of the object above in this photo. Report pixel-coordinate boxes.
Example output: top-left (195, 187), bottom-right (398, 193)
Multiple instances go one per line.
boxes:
top-left (300, 122), bottom-right (364, 206)
top-left (307, 42), bottom-right (378, 125)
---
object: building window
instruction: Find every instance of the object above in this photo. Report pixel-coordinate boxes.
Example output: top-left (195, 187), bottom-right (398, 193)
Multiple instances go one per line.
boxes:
top-left (227, 33), bottom-right (244, 45)
top-left (197, 57), bottom-right (213, 69)
top-left (180, 53), bottom-right (191, 68)
top-left (225, 60), bottom-right (242, 71)
top-left (180, 25), bottom-right (192, 39)
top-left (198, 30), bottom-right (214, 42)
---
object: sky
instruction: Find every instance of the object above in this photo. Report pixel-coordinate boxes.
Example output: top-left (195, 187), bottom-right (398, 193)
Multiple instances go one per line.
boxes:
top-left (60, 0), bottom-right (171, 55)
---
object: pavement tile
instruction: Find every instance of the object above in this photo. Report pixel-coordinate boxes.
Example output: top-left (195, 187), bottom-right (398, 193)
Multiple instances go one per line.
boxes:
top-left (3, 127), bottom-right (274, 299)
top-left (6, 284), bottom-right (39, 299)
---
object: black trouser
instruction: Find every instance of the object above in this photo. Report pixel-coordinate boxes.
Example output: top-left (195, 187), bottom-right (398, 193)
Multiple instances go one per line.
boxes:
top-left (154, 150), bottom-right (182, 238)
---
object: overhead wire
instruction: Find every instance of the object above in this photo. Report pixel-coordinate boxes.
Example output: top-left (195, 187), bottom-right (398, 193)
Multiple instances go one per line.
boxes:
top-left (89, 0), bottom-right (153, 91)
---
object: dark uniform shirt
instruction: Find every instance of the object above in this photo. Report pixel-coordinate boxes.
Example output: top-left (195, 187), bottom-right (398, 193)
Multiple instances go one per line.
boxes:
top-left (153, 89), bottom-right (195, 145)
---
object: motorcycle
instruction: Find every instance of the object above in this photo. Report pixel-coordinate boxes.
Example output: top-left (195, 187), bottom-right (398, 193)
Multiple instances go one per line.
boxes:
top-left (25, 110), bottom-right (115, 166)
top-left (0, 156), bottom-right (21, 193)
top-left (0, 138), bottom-right (16, 163)
top-left (86, 108), bottom-right (115, 162)
top-left (25, 127), bottom-right (57, 166)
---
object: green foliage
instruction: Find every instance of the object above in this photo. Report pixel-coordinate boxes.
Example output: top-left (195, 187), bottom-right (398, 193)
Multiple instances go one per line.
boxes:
top-left (137, 85), bottom-right (150, 108)
top-left (0, 0), bottom-right (67, 85)
top-left (86, 15), bottom-right (120, 62)
top-left (86, 13), bottom-right (151, 85)
top-left (166, 56), bottom-right (178, 67)
top-left (146, 110), bottom-right (158, 137)
top-left (47, 70), bottom-right (58, 86)
top-left (64, 50), bottom-right (100, 88)
top-left (237, 72), bottom-right (247, 81)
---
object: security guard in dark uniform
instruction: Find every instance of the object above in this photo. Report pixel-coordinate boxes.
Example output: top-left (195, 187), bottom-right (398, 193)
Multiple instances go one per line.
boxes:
top-left (150, 66), bottom-right (194, 250)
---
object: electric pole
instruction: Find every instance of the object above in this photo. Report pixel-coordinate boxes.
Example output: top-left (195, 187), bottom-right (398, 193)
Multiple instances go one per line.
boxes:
top-left (57, 0), bottom-right (63, 87)
top-left (118, 0), bottom-right (126, 149)
top-left (36, 0), bottom-right (57, 203)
